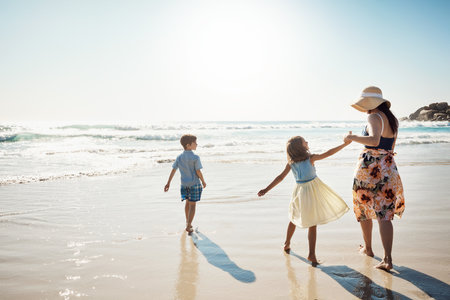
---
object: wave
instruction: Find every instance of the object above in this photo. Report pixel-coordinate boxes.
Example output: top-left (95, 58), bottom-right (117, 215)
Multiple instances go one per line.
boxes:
top-left (396, 140), bottom-right (450, 145)
top-left (55, 124), bottom-right (141, 131)
top-left (0, 132), bottom-right (179, 143)
top-left (399, 120), bottom-right (449, 128)
top-left (0, 168), bottom-right (134, 186)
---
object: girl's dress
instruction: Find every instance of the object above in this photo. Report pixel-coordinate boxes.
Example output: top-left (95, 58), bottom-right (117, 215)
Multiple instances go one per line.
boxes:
top-left (289, 158), bottom-right (349, 228)
top-left (352, 113), bottom-right (405, 221)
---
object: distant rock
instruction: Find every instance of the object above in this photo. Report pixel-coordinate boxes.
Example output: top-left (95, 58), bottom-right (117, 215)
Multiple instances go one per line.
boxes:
top-left (404, 102), bottom-right (449, 121)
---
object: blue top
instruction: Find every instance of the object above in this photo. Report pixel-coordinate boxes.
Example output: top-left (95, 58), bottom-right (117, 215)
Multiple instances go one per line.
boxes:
top-left (363, 127), bottom-right (395, 150)
top-left (362, 113), bottom-right (395, 151)
top-left (172, 150), bottom-right (203, 187)
top-left (290, 158), bottom-right (317, 183)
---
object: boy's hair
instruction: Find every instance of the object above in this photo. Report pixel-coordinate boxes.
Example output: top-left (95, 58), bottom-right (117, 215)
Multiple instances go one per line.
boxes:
top-left (180, 134), bottom-right (197, 149)
top-left (287, 136), bottom-right (310, 164)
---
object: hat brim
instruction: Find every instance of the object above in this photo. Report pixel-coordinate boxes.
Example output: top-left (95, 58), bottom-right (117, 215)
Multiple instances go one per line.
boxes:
top-left (351, 97), bottom-right (390, 112)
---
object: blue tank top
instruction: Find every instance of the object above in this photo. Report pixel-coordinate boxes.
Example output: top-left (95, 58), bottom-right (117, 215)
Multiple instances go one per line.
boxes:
top-left (290, 158), bottom-right (317, 183)
top-left (363, 113), bottom-right (395, 151)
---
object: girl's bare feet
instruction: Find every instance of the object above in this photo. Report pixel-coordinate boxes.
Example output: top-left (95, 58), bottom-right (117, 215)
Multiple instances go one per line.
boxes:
top-left (307, 254), bottom-right (320, 266)
top-left (359, 245), bottom-right (374, 257)
top-left (283, 243), bottom-right (291, 254)
top-left (375, 257), bottom-right (393, 271)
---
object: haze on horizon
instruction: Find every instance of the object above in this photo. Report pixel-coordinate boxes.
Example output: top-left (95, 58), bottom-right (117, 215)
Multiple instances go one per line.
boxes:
top-left (1, 0), bottom-right (449, 122)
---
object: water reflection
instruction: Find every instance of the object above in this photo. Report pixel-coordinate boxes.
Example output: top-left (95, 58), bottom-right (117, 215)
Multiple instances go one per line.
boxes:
top-left (288, 252), bottom-right (411, 299)
top-left (175, 232), bottom-right (198, 300)
top-left (285, 254), bottom-right (318, 300)
top-left (191, 231), bottom-right (255, 283)
top-left (285, 254), bottom-right (301, 299)
top-left (372, 255), bottom-right (450, 300)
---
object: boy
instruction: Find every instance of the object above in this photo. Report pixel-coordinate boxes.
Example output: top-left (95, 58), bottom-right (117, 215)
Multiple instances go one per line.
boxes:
top-left (164, 134), bottom-right (206, 233)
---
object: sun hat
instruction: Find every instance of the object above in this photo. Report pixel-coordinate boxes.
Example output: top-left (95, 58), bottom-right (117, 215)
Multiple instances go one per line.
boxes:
top-left (351, 86), bottom-right (391, 112)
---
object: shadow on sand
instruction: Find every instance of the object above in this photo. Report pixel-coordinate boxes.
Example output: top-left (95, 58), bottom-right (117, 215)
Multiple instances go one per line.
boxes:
top-left (191, 231), bottom-right (256, 283)
top-left (289, 252), bottom-right (412, 300)
top-left (372, 255), bottom-right (450, 300)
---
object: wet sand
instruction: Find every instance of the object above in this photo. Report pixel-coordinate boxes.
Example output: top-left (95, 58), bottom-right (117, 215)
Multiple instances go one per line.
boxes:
top-left (0, 162), bottom-right (449, 299)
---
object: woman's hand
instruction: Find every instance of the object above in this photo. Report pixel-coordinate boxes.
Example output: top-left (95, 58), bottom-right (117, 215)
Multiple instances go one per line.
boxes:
top-left (344, 131), bottom-right (353, 144)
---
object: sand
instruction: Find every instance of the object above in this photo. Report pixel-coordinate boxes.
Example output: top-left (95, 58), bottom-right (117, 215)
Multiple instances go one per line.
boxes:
top-left (1, 161), bottom-right (449, 299)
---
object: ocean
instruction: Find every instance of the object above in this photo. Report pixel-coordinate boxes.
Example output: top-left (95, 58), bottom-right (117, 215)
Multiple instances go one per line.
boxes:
top-left (1, 120), bottom-right (449, 185)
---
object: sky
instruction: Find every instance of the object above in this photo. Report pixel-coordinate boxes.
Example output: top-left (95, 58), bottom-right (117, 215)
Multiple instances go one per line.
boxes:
top-left (1, 0), bottom-right (449, 122)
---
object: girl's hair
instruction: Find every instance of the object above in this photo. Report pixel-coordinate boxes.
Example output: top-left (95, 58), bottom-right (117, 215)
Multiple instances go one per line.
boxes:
top-left (376, 102), bottom-right (399, 135)
top-left (287, 136), bottom-right (310, 164)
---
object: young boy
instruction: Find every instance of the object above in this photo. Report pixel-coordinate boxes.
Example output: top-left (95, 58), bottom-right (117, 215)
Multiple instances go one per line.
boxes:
top-left (164, 134), bottom-right (206, 233)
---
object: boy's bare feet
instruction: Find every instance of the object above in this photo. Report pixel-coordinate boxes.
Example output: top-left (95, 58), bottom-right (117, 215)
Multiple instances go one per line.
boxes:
top-left (375, 257), bottom-right (393, 271)
top-left (359, 245), bottom-right (374, 257)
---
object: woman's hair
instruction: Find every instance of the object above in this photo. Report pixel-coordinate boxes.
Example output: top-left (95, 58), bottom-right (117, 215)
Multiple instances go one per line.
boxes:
top-left (286, 136), bottom-right (310, 164)
top-left (376, 102), bottom-right (399, 134)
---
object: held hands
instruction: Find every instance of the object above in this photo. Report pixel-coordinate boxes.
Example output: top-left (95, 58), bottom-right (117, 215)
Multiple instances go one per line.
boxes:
top-left (344, 131), bottom-right (353, 145)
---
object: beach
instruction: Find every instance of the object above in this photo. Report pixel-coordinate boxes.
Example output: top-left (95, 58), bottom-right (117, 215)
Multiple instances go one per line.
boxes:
top-left (1, 161), bottom-right (449, 299)
top-left (1, 121), bottom-right (449, 299)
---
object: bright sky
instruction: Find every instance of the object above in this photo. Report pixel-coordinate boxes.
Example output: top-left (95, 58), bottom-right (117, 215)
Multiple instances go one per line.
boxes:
top-left (1, 0), bottom-right (449, 122)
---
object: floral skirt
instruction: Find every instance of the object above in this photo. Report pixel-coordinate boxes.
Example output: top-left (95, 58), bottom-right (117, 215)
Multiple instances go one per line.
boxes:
top-left (353, 148), bottom-right (405, 221)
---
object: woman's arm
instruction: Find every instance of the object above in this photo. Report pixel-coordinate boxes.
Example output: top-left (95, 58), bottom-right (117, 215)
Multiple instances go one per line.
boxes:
top-left (257, 163), bottom-right (291, 196)
top-left (345, 114), bottom-right (382, 146)
top-left (310, 141), bottom-right (351, 163)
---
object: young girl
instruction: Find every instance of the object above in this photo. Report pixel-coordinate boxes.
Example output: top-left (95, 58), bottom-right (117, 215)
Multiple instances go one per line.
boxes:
top-left (258, 136), bottom-right (351, 264)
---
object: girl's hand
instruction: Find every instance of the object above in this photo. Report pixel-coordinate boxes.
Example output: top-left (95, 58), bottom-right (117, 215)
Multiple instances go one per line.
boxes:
top-left (257, 189), bottom-right (267, 197)
top-left (164, 183), bottom-right (170, 192)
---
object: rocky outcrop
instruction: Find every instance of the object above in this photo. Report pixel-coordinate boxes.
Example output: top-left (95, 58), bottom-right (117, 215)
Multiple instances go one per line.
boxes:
top-left (405, 102), bottom-right (449, 121)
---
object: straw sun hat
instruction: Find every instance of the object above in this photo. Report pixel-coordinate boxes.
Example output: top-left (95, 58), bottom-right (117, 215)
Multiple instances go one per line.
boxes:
top-left (351, 86), bottom-right (391, 112)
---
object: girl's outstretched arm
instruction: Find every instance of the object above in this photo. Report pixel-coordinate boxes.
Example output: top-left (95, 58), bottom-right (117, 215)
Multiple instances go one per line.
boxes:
top-left (310, 140), bottom-right (351, 164)
top-left (258, 163), bottom-right (291, 196)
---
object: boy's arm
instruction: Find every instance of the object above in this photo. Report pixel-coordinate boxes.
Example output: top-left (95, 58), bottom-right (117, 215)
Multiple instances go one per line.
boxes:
top-left (258, 163), bottom-right (291, 196)
top-left (196, 169), bottom-right (206, 188)
top-left (164, 168), bottom-right (177, 192)
top-left (310, 140), bottom-right (351, 163)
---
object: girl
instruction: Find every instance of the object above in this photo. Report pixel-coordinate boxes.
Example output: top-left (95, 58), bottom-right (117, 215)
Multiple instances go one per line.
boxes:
top-left (258, 136), bottom-right (350, 264)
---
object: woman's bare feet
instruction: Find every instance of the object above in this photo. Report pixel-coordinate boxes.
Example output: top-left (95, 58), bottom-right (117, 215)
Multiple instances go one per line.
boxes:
top-left (359, 245), bottom-right (374, 257)
top-left (375, 257), bottom-right (393, 271)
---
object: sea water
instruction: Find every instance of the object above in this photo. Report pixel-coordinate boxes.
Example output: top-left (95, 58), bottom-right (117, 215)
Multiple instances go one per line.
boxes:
top-left (1, 120), bottom-right (449, 185)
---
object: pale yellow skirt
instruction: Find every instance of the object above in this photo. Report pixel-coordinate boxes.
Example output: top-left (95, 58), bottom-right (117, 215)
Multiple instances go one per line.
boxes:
top-left (289, 177), bottom-right (349, 228)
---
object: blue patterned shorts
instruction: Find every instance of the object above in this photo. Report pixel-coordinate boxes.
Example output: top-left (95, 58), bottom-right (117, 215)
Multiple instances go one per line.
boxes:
top-left (180, 183), bottom-right (203, 202)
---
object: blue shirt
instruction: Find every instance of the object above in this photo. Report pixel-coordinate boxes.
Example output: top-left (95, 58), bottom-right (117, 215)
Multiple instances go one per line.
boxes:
top-left (172, 150), bottom-right (203, 187)
top-left (290, 158), bottom-right (317, 183)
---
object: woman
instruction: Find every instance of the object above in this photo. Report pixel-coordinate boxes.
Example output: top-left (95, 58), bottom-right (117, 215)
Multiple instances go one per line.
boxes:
top-left (345, 86), bottom-right (405, 271)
